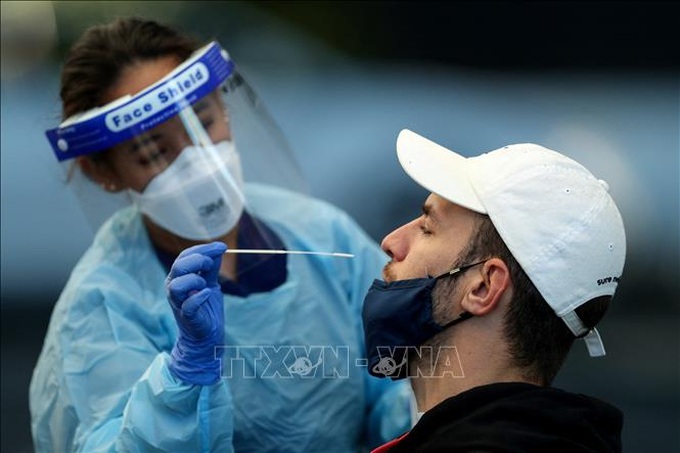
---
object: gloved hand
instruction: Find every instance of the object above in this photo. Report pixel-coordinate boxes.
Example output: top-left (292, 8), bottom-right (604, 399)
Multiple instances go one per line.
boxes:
top-left (165, 241), bottom-right (228, 385)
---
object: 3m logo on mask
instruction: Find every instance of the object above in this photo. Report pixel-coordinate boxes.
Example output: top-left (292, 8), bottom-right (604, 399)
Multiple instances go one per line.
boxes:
top-left (198, 197), bottom-right (226, 218)
top-left (371, 346), bottom-right (465, 379)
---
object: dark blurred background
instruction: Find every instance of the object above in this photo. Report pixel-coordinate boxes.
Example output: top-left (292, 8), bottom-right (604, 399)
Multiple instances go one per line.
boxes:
top-left (2, 1), bottom-right (678, 452)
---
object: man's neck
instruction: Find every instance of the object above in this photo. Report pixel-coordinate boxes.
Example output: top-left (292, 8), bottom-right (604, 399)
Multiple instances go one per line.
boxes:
top-left (410, 366), bottom-right (538, 412)
top-left (408, 331), bottom-right (541, 412)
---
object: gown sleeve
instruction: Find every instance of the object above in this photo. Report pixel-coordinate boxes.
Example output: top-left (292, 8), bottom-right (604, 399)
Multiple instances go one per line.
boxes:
top-left (30, 271), bottom-right (235, 453)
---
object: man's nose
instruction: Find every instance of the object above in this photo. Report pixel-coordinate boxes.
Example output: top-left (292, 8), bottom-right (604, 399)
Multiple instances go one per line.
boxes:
top-left (381, 220), bottom-right (416, 262)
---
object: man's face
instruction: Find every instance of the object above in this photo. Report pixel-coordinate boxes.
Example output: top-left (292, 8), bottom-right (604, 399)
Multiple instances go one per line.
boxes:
top-left (381, 193), bottom-right (481, 282)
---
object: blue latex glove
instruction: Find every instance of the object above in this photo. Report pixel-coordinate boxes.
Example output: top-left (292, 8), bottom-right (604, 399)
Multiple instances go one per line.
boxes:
top-left (165, 241), bottom-right (228, 385)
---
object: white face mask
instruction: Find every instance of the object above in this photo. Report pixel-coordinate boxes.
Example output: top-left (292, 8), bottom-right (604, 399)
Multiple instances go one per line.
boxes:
top-left (129, 140), bottom-right (245, 240)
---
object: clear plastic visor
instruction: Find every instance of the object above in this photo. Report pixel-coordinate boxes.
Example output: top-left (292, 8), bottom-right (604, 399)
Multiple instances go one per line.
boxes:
top-left (50, 46), bottom-right (312, 281)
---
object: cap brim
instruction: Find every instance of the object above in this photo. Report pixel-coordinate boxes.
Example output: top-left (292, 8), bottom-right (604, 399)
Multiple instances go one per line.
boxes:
top-left (396, 129), bottom-right (486, 213)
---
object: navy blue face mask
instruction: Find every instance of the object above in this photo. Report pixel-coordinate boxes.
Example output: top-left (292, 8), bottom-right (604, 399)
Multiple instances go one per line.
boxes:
top-left (362, 260), bottom-right (486, 380)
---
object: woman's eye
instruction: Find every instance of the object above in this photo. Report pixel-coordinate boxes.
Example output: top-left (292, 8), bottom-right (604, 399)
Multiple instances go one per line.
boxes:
top-left (419, 225), bottom-right (432, 235)
top-left (137, 158), bottom-right (150, 167)
top-left (137, 149), bottom-right (167, 167)
top-left (200, 117), bottom-right (214, 129)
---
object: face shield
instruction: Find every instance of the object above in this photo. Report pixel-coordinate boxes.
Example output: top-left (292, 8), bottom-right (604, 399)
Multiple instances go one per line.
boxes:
top-left (45, 42), bottom-right (314, 276)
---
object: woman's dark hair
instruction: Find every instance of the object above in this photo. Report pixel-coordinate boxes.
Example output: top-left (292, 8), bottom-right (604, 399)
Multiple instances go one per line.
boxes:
top-left (60, 17), bottom-right (201, 119)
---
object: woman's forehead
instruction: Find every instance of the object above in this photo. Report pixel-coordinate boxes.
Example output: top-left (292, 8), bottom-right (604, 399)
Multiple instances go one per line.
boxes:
top-left (102, 55), bottom-right (181, 105)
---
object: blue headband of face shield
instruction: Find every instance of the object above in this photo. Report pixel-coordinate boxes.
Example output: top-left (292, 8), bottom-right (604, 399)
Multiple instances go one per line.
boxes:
top-left (45, 41), bottom-right (234, 161)
top-left (361, 260), bottom-right (487, 380)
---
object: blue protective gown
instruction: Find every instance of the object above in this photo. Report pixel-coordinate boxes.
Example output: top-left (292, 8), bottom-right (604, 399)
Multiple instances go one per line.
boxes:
top-left (29, 184), bottom-right (412, 452)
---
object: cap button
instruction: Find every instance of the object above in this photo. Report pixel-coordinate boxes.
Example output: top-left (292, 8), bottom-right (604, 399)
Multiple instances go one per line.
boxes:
top-left (598, 179), bottom-right (610, 192)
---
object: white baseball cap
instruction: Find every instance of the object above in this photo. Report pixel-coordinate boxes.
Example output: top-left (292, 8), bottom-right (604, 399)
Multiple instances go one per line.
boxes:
top-left (396, 129), bottom-right (626, 357)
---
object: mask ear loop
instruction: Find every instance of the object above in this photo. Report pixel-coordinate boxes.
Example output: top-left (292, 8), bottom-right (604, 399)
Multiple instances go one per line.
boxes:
top-left (433, 259), bottom-right (489, 280)
top-left (439, 311), bottom-right (474, 329)
top-left (432, 259), bottom-right (490, 330)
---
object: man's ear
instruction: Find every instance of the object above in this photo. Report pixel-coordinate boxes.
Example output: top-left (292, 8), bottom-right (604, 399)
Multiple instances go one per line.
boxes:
top-left (77, 156), bottom-right (123, 192)
top-left (461, 258), bottom-right (511, 316)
